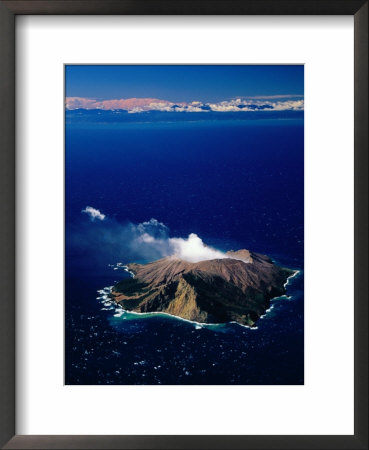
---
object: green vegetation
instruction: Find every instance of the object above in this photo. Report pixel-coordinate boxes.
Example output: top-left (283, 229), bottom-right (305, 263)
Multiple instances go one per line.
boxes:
top-left (113, 278), bottom-right (149, 297)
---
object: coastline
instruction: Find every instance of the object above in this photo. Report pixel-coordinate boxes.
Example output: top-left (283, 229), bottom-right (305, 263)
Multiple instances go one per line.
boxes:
top-left (284, 269), bottom-right (300, 288)
top-left (96, 267), bottom-right (301, 330)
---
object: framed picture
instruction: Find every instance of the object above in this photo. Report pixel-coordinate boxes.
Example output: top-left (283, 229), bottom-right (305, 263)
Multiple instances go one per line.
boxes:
top-left (0, 1), bottom-right (367, 449)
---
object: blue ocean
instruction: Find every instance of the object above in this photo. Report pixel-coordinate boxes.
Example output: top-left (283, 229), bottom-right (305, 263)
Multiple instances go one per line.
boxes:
top-left (65, 113), bottom-right (304, 385)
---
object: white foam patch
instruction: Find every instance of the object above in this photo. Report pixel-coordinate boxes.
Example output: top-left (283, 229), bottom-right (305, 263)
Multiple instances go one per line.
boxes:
top-left (284, 270), bottom-right (300, 287)
top-left (123, 266), bottom-right (135, 278)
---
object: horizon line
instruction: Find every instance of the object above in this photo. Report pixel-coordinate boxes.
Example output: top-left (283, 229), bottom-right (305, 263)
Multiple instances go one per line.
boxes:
top-left (65, 95), bottom-right (304, 113)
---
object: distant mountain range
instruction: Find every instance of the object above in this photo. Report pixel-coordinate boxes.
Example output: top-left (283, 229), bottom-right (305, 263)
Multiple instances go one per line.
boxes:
top-left (66, 96), bottom-right (304, 113)
top-left (111, 250), bottom-right (295, 327)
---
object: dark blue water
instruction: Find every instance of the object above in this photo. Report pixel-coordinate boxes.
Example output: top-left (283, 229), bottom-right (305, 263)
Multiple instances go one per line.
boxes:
top-left (65, 117), bottom-right (304, 384)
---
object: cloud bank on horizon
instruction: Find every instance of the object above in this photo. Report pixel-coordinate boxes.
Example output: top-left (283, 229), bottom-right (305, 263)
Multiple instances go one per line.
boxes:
top-left (66, 96), bottom-right (304, 113)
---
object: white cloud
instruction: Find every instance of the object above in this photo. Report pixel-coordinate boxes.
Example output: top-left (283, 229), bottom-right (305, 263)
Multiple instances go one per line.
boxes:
top-left (168, 233), bottom-right (226, 263)
top-left (133, 227), bottom-right (227, 262)
top-left (138, 233), bottom-right (155, 243)
top-left (137, 218), bottom-right (168, 237)
top-left (72, 215), bottom-right (235, 267)
top-left (81, 206), bottom-right (106, 221)
top-left (134, 220), bottom-right (227, 262)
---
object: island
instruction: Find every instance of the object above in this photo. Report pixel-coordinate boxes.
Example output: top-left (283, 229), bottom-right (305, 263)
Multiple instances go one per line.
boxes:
top-left (110, 250), bottom-right (295, 327)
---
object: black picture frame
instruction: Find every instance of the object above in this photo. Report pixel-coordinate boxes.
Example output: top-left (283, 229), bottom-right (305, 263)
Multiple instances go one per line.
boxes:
top-left (0, 1), bottom-right (367, 449)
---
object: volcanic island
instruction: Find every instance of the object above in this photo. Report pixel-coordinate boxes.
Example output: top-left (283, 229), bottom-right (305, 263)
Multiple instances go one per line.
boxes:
top-left (110, 249), bottom-right (296, 327)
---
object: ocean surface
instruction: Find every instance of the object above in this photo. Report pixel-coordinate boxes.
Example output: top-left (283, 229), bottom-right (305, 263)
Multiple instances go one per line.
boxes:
top-left (65, 115), bottom-right (304, 385)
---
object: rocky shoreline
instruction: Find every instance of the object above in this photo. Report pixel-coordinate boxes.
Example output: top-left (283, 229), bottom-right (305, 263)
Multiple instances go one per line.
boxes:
top-left (110, 250), bottom-right (295, 327)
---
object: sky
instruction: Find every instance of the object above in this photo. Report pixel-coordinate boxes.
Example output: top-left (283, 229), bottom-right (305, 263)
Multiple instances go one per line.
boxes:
top-left (65, 65), bottom-right (304, 103)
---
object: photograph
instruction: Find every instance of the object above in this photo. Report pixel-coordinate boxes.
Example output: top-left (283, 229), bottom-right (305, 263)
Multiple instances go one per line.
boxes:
top-left (65, 64), bottom-right (304, 385)
top-left (1, 0), bottom-right (367, 446)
